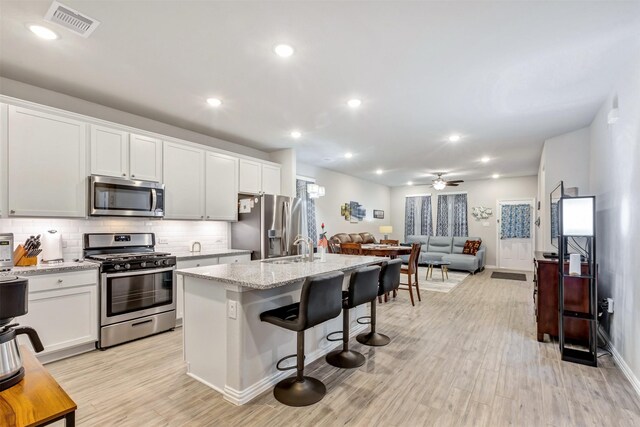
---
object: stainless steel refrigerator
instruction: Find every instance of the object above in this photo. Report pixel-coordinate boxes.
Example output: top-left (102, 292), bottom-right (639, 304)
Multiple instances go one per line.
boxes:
top-left (231, 194), bottom-right (305, 260)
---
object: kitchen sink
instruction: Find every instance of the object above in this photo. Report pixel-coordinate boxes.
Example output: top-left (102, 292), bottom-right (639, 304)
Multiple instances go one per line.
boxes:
top-left (261, 256), bottom-right (311, 265)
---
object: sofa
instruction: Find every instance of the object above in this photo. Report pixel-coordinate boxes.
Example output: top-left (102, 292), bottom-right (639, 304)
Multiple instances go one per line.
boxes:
top-left (330, 232), bottom-right (377, 244)
top-left (402, 235), bottom-right (486, 274)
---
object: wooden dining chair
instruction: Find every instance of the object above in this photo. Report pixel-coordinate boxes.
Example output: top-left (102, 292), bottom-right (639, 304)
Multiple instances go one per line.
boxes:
top-left (328, 240), bottom-right (341, 254)
top-left (398, 243), bottom-right (421, 306)
top-left (340, 242), bottom-right (363, 255)
top-left (380, 239), bottom-right (399, 245)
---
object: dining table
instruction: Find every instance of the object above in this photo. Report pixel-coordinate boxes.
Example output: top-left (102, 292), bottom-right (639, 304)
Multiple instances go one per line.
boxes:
top-left (359, 244), bottom-right (411, 259)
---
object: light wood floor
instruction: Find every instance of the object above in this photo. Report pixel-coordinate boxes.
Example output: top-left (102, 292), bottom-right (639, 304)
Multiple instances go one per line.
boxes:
top-left (46, 269), bottom-right (640, 426)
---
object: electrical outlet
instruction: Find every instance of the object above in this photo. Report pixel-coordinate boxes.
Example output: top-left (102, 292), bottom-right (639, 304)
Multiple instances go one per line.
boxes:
top-left (228, 300), bottom-right (237, 319)
top-left (158, 238), bottom-right (169, 245)
top-left (607, 297), bottom-right (614, 314)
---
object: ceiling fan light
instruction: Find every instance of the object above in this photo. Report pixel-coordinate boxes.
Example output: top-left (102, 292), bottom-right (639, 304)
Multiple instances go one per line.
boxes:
top-left (433, 181), bottom-right (446, 190)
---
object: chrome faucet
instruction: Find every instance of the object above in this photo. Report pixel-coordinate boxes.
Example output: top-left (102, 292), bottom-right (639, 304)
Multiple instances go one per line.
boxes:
top-left (191, 241), bottom-right (202, 253)
top-left (293, 235), bottom-right (314, 262)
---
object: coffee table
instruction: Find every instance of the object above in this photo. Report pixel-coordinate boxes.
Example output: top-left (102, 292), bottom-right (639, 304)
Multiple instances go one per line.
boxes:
top-left (426, 260), bottom-right (451, 282)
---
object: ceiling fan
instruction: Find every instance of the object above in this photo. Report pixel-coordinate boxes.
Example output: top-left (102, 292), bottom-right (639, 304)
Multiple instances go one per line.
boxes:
top-left (429, 173), bottom-right (464, 190)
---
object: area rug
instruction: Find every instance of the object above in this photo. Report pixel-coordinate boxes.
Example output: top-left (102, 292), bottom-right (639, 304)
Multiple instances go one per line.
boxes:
top-left (399, 267), bottom-right (469, 293)
top-left (491, 271), bottom-right (527, 281)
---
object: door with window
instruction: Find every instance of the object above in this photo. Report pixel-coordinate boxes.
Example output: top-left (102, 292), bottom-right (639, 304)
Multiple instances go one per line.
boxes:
top-left (497, 199), bottom-right (535, 271)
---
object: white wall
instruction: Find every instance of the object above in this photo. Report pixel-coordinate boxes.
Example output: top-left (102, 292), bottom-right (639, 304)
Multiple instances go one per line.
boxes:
top-left (589, 55), bottom-right (640, 391)
top-left (0, 218), bottom-right (229, 261)
top-left (390, 176), bottom-right (538, 267)
top-left (296, 163), bottom-right (391, 240)
top-left (537, 127), bottom-right (591, 252)
top-left (0, 77), bottom-right (270, 161)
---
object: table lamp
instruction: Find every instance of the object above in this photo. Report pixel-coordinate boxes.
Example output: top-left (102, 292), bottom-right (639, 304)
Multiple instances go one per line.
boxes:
top-left (379, 226), bottom-right (393, 240)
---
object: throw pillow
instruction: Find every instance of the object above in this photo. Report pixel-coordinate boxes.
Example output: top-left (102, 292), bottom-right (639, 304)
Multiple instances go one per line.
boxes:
top-left (463, 240), bottom-right (481, 255)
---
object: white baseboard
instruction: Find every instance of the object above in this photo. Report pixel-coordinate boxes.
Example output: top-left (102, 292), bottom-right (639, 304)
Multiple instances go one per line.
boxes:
top-left (219, 323), bottom-right (367, 405)
top-left (600, 329), bottom-right (640, 399)
top-left (40, 342), bottom-right (97, 364)
top-left (485, 264), bottom-right (497, 269)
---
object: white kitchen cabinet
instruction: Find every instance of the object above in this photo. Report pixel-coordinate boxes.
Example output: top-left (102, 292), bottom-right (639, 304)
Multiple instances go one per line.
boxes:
top-left (17, 270), bottom-right (99, 359)
top-left (206, 152), bottom-right (238, 221)
top-left (175, 256), bottom-right (219, 322)
top-left (129, 133), bottom-right (162, 182)
top-left (163, 141), bottom-right (205, 219)
top-left (90, 125), bottom-right (128, 178)
top-left (239, 159), bottom-right (281, 195)
top-left (90, 128), bottom-right (162, 182)
top-left (218, 253), bottom-right (251, 264)
top-left (7, 106), bottom-right (86, 217)
top-left (238, 159), bottom-right (261, 194)
top-left (261, 163), bottom-right (281, 195)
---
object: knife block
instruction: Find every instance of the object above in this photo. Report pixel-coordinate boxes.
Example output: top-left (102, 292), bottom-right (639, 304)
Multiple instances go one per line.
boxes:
top-left (13, 245), bottom-right (38, 266)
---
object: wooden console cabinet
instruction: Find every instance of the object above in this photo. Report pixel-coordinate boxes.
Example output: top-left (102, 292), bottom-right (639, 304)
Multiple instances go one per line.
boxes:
top-left (533, 252), bottom-right (590, 342)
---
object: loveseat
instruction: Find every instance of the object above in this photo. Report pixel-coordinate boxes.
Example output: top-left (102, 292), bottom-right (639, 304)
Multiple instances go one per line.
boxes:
top-left (330, 232), bottom-right (377, 245)
top-left (403, 235), bottom-right (486, 274)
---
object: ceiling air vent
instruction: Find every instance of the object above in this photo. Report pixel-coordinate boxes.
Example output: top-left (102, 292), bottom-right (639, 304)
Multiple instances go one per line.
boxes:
top-left (44, 1), bottom-right (100, 38)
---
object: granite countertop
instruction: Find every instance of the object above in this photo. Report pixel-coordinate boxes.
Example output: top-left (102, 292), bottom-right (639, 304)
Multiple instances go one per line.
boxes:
top-left (0, 261), bottom-right (99, 277)
top-left (173, 249), bottom-right (252, 261)
top-left (176, 253), bottom-right (382, 290)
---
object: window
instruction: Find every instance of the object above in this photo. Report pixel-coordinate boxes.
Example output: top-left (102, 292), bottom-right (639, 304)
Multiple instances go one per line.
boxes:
top-left (296, 179), bottom-right (318, 246)
top-left (435, 193), bottom-right (468, 236)
top-left (404, 195), bottom-right (433, 239)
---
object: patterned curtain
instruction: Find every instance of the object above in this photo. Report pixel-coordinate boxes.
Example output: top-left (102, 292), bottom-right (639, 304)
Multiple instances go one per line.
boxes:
top-left (436, 194), bottom-right (468, 236)
top-left (296, 180), bottom-right (318, 246)
top-left (435, 195), bottom-right (450, 236)
top-left (500, 204), bottom-right (531, 239)
top-left (404, 196), bottom-right (432, 239)
top-left (550, 202), bottom-right (559, 239)
top-left (452, 194), bottom-right (468, 236)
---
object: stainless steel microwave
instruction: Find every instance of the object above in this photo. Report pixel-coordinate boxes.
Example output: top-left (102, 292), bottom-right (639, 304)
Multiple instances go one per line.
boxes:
top-left (90, 176), bottom-right (165, 218)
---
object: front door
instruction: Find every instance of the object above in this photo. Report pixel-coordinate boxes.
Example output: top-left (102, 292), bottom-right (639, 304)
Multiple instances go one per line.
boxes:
top-left (497, 199), bottom-right (535, 271)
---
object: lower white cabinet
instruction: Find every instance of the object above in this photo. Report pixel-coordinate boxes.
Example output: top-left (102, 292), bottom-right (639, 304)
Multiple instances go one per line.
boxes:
top-left (17, 270), bottom-right (99, 360)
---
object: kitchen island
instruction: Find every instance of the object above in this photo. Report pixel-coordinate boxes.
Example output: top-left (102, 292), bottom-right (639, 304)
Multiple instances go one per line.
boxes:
top-left (176, 253), bottom-right (381, 405)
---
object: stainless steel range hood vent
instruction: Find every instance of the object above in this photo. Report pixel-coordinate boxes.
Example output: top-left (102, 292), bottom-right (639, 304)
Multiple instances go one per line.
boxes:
top-left (44, 1), bottom-right (100, 38)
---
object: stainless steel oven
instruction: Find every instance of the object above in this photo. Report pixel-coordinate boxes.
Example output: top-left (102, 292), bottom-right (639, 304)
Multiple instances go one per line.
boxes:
top-left (101, 267), bottom-right (176, 326)
top-left (90, 175), bottom-right (165, 218)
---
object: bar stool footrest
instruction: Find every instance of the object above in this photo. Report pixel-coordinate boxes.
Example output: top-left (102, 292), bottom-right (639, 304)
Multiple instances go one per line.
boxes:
top-left (326, 330), bottom-right (344, 342)
top-left (356, 315), bottom-right (372, 325)
top-left (276, 354), bottom-right (303, 371)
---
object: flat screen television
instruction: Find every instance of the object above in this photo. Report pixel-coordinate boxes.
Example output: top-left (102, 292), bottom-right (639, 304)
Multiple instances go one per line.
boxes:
top-left (550, 181), bottom-right (564, 248)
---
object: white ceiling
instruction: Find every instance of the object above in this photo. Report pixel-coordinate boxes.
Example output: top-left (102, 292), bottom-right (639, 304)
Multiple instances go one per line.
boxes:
top-left (1, 1), bottom-right (639, 186)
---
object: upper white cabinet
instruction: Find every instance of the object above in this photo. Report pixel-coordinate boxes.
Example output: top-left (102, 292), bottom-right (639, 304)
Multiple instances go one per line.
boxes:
top-left (238, 159), bottom-right (261, 194)
top-left (262, 164), bottom-right (281, 195)
top-left (90, 127), bottom-right (162, 182)
top-left (8, 106), bottom-right (86, 217)
top-left (163, 141), bottom-right (205, 219)
top-left (129, 134), bottom-right (162, 182)
top-left (206, 152), bottom-right (238, 221)
top-left (90, 125), bottom-right (128, 178)
top-left (239, 159), bottom-right (281, 195)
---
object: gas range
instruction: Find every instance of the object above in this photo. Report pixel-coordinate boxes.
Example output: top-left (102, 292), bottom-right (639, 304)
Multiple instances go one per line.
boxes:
top-left (83, 233), bottom-right (177, 349)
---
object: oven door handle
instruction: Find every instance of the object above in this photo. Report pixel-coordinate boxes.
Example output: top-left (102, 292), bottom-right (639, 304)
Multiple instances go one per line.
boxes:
top-left (103, 266), bottom-right (175, 278)
top-left (151, 188), bottom-right (157, 212)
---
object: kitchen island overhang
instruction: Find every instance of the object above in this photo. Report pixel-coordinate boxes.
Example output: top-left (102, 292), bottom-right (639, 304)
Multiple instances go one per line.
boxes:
top-left (176, 254), bottom-right (382, 405)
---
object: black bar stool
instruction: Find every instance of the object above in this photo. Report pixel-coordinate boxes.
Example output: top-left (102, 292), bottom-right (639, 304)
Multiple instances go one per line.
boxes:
top-left (325, 265), bottom-right (381, 369)
top-left (356, 258), bottom-right (402, 346)
top-left (260, 272), bottom-right (344, 406)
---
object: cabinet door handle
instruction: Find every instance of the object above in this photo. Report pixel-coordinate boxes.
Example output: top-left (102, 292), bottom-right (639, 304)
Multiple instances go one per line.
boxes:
top-left (200, 216), bottom-right (204, 219)
top-left (57, 279), bottom-right (63, 283)
top-left (206, 216), bottom-right (210, 219)
top-left (131, 174), bottom-right (135, 178)
top-left (10, 210), bottom-right (15, 214)
top-left (122, 173), bottom-right (126, 176)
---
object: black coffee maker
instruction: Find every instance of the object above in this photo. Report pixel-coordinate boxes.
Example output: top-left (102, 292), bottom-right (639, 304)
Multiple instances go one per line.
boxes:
top-left (0, 276), bottom-right (44, 391)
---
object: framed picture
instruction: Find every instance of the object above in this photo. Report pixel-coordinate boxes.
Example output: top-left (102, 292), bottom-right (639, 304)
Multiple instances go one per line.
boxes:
top-left (373, 210), bottom-right (384, 219)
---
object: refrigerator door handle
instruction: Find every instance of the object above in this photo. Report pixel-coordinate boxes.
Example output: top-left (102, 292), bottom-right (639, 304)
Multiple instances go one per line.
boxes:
top-left (282, 201), bottom-right (290, 256)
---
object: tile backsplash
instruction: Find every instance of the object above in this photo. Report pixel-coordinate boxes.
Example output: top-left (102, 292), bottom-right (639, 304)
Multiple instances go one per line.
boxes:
top-left (0, 218), bottom-right (229, 261)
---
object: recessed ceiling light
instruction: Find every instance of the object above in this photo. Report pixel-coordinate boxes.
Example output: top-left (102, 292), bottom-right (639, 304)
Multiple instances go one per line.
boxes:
top-left (481, 156), bottom-right (490, 163)
top-left (345, 152), bottom-right (353, 159)
top-left (206, 98), bottom-right (222, 107)
top-left (274, 44), bottom-right (294, 58)
top-left (492, 174), bottom-right (500, 179)
top-left (376, 169), bottom-right (383, 175)
top-left (290, 131), bottom-right (302, 139)
top-left (448, 134), bottom-right (461, 142)
top-left (28, 25), bottom-right (58, 40)
top-left (347, 99), bottom-right (362, 108)
top-left (407, 181), bottom-right (413, 186)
